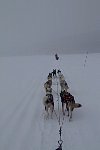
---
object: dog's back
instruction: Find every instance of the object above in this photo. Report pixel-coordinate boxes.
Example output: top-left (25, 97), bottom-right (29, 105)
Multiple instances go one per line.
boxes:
top-left (43, 95), bottom-right (54, 106)
top-left (46, 87), bottom-right (52, 95)
top-left (44, 80), bottom-right (52, 91)
top-left (59, 74), bottom-right (65, 81)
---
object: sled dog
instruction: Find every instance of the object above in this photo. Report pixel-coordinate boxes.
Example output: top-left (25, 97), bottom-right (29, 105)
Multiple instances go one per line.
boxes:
top-left (43, 94), bottom-right (54, 119)
top-left (60, 91), bottom-right (82, 119)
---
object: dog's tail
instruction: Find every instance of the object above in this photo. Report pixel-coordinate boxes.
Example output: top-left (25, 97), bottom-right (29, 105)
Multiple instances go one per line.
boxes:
top-left (74, 103), bottom-right (82, 108)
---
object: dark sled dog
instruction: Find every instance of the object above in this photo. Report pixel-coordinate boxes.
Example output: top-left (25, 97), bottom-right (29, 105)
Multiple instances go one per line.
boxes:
top-left (60, 91), bottom-right (82, 120)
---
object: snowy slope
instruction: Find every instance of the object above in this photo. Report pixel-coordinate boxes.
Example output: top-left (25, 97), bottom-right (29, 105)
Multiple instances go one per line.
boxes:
top-left (0, 53), bottom-right (100, 150)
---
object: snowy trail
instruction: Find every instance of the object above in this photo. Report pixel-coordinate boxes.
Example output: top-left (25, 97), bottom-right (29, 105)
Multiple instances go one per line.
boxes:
top-left (0, 78), bottom-right (41, 149)
top-left (0, 54), bottom-right (100, 150)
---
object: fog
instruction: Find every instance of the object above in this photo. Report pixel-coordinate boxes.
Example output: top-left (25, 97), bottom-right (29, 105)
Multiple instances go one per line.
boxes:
top-left (0, 0), bottom-right (100, 56)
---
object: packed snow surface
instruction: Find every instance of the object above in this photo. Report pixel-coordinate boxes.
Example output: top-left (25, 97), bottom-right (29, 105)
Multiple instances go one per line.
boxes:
top-left (0, 53), bottom-right (100, 150)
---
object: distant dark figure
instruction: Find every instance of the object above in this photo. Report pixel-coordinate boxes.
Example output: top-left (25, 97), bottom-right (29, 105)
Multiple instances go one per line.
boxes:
top-left (57, 69), bottom-right (61, 74)
top-left (48, 72), bottom-right (52, 78)
top-left (56, 148), bottom-right (62, 150)
top-left (56, 146), bottom-right (62, 150)
top-left (52, 69), bottom-right (56, 77)
top-left (55, 53), bottom-right (59, 60)
top-left (57, 69), bottom-right (61, 76)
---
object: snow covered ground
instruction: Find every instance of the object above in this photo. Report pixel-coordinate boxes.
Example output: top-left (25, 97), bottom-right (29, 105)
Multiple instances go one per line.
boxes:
top-left (0, 53), bottom-right (100, 150)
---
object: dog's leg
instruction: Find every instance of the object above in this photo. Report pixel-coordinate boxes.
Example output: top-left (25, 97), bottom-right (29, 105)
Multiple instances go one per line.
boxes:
top-left (44, 106), bottom-right (49, 119)
top-left (67, 108), bottom-right (69, 117)
top-left (62, 103), bottom-right (65, 115)
top-left (50, 105), bottom-right (54, 119)
top-left (69, 106), bottom-right (73, 121)
top-left (70, 109), bottom-right (72, 119)
top-left (66, 103), bottom-right (69, 116)
top-left (44, 111), bottom-right (49, 120)
top-left (46, 110), bottom-right (49, 119)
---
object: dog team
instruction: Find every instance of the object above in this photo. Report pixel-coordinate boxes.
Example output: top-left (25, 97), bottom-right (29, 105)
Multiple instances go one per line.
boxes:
top-left (43, 69), bottom-right (82, 120)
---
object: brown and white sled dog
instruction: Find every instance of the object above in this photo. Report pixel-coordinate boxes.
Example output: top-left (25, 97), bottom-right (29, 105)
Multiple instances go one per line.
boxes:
top-left (60, 80), bottom-right (69, 92)
top-left (44, 80), bottom-right (52, 92)
top-left (43, 94), bottom-right (54, 119)
top-left (45, 87), bottom-right (52, 94)
top-left (59, 74), bottom-right (65, 82)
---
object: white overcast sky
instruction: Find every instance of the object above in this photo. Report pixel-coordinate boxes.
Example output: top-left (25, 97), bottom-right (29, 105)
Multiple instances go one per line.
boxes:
top-left (0, 0), bottom-right (100, 55)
